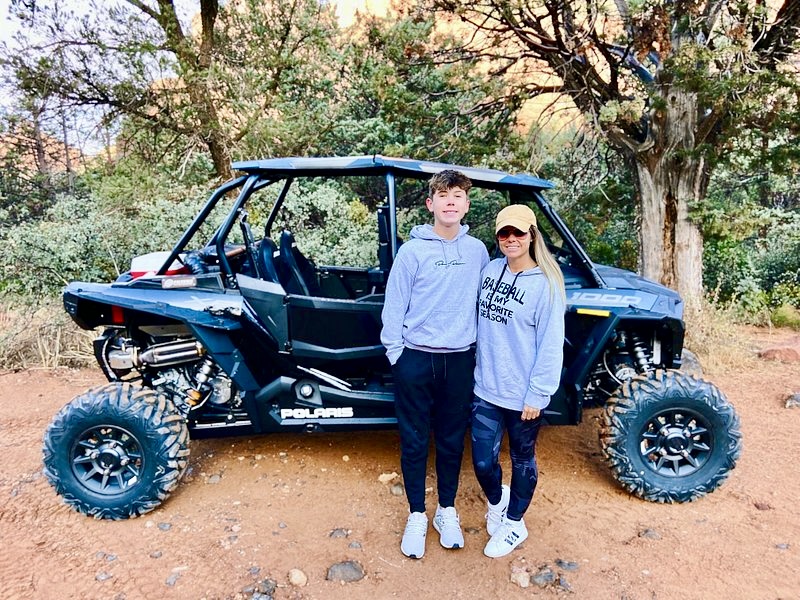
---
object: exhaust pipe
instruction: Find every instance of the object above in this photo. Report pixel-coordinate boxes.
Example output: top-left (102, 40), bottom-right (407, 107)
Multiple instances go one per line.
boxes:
top-left (139, 340), bottom-right (204, 367)
top-left (107, 339), bottom-right (204, 370)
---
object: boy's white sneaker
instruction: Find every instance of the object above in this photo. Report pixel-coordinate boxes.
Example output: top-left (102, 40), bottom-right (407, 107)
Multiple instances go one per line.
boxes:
top-left (401, 512), bottom-right (428, 559)
top-left (486, 484), bottom-right (511, 536)
top-left (433, 505), bottom-right (464, 549)
top-left (484, 517), bottom-right (528, 558)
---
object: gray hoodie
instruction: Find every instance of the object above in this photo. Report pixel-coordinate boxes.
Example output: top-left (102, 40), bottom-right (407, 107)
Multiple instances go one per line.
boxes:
top-left (380, 224), bottom-right (489, 365)
top-left (474, 258), bottom-right (565, 410)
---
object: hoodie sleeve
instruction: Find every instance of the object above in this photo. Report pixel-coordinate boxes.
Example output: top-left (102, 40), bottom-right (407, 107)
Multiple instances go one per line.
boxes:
top-left (523, 288), bottom-right (566, 409)
top-left (480, 245), bottom-right (490, 271)
top-left (380, 251), bottom-right (414, 365)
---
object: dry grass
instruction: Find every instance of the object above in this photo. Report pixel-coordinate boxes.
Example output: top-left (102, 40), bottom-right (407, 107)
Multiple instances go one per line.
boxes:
top-left (0, 300), bottom-right (95, 370)
top-left (682, 295), bottom-right (755, 376)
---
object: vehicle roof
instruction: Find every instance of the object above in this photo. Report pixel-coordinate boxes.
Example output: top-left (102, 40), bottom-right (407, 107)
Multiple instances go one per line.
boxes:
top-left (232, 155), bottom-right (555, 190)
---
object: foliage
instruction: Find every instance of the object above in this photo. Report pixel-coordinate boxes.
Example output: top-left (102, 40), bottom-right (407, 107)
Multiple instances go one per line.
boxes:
top-left (699, 165), bottom-right (800, 312)
top-left (269, 182), bottom-right (378, 268)
top-left (536, 131), bottom-right (638, 272)
top-left (771, 304), bottom-right (800, 330)
top-left (0, 185), bottom-right (209, 299)
top-left (330, 12), bottom-right (524, 166)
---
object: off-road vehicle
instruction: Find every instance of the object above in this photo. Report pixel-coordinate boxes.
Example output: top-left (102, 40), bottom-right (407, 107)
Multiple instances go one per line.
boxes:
top-left (43, 156), bottom-right (742, 519)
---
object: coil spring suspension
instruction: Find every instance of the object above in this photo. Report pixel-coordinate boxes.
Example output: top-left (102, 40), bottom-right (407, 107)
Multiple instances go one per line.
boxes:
top-left (629, 333), bottom-right (653, 375)
top-left (185, 357), bottom-right (216, 406)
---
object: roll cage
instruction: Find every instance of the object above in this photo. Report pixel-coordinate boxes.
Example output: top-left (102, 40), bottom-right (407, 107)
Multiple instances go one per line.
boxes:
top-left (154, 155), bottom-right (607, 291)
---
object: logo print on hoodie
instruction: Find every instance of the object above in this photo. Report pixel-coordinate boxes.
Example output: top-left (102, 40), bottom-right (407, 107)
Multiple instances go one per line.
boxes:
top-left (435, 259), bottom-right (466, 267)
top-left (480, 274), bottom-right (526, 325)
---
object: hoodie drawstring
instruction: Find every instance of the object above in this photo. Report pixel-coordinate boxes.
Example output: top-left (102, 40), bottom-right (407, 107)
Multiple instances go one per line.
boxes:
top-left (485, 261), bottom-right (521, 310)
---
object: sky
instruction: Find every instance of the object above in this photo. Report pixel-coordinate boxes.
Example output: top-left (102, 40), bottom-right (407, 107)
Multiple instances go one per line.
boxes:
top-left (0, 0), bottom-right (18, 44)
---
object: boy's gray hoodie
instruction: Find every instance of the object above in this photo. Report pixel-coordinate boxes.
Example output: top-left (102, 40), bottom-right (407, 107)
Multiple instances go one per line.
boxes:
top-left (380, 224), bottom-right (489, 365)
top-left (474, 258), bottom-right (565, 410)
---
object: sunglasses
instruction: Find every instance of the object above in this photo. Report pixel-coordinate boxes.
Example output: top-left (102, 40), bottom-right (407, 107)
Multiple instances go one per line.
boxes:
top-left (497, 227), bottom-right (529, 241)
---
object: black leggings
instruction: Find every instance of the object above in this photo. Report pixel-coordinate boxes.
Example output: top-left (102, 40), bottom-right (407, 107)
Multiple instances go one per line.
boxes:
top-left (471, 395), bottom-right (543, 521)
top-left (392, 348), bottom-right (474, 513)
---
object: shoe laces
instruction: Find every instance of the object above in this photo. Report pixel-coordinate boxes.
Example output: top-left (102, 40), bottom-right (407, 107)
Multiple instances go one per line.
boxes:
top-left (437, 506), bottom-right (460, 529)
top-left (405, 513), bottom-right (428, 536)
top-left (496, 519), bottom-right (522, 543)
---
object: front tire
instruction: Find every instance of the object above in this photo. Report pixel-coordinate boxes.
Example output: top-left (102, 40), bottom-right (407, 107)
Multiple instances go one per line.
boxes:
top-left (600, 370), bottom-right (742, 503)
top-left (43, 383), bottom-right (190, 519)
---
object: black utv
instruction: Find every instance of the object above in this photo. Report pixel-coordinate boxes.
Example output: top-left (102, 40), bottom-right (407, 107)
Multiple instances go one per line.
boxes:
top-left (43, 156), bottom-right (741, 519)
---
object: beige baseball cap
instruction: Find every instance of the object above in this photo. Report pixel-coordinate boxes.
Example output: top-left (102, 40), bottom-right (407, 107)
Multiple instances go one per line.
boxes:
top-left (495, 204), bottom-right (537, 234)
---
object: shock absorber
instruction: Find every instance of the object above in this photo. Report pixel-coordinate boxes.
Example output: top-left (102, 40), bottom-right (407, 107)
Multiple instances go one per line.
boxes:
top-left (185, 357), bottom-right (217, 406)
top-left (629, 332), bottom-right (653, 375)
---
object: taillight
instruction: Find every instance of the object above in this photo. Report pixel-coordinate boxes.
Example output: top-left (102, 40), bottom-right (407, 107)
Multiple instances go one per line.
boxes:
top-left (111, 305), bottom-right (125, 325)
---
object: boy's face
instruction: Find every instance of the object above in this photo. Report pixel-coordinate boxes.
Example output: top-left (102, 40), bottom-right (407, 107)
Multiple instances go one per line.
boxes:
top-left (426, 186), bottom-right (470, 228)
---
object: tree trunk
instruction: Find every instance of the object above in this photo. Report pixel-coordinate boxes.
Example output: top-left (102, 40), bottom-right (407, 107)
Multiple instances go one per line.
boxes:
top-left (147, 0), bottom-right (232, 180)
top-left (187, 81), bottom-right (232, 180)
top-left (615, 87), bottom-right (709, 305)
top-left (633, 156), bottom-right (706, 304)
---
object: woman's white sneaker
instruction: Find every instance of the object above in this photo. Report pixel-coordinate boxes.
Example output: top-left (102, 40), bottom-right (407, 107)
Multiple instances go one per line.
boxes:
top-left (484, 517), bottom-right (528, 558)
top-left (486, 484), bottom-right (510, 536)
top-left (401, 512), bottom-right (428, 558)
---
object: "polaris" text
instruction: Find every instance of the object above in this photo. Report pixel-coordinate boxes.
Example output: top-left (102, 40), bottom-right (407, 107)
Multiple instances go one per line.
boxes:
top-left (280, 407), bottom-right (354, 419)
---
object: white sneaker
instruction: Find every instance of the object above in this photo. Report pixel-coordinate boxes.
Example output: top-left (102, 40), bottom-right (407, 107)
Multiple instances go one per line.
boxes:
top-left (401, 512), bottom-right (428, 559)
top-left (433, 505), bottom-right (464, 549)
top-left (484, 517), bottom-right (528, 558)
top-left (486, 484), bottom-right (510, 536)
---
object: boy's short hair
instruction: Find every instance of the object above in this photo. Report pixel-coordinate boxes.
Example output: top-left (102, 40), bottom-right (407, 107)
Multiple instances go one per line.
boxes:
top-left (429, 169), bottom-right (472, 196)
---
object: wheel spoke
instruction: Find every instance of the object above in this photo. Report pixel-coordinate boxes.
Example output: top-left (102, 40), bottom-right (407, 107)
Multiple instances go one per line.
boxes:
top-left (693, 442), bottom-right (710, 452)
top-left (80, 467), bottom-right (100, 482)
top-left (71, 421), bottom-right (146, 496)
top-left (684, 453), bottom-right (699, 468)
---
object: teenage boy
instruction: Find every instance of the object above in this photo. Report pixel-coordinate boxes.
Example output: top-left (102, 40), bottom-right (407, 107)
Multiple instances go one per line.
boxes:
top-left (381, 169), bottom-right (489, 559)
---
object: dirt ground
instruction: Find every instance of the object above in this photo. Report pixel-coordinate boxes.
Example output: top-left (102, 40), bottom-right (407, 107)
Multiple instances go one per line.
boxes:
top-left (1, 326), bottom-right (798, 600)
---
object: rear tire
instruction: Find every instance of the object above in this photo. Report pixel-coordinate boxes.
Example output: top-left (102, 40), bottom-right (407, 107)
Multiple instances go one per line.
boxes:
top-left (43, 382), bottom-right (190, 519)
top-left (600, 370), bottom-right (741, 503)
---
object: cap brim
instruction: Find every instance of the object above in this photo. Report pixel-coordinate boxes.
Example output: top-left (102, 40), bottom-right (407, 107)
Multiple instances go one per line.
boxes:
top-left (495, 218), bottom-right (533, 234)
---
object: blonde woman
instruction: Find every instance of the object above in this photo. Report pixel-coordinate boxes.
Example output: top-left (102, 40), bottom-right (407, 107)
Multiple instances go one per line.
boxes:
top-left (472, 204), bottom-right (566, 558)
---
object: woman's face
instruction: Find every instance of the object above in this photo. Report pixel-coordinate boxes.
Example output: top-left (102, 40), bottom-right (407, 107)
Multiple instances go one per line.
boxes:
top-left (497, 227), bottom-right (532, 260)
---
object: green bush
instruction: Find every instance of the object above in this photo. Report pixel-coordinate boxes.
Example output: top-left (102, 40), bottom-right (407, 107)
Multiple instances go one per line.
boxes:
top-left (771, 303), bottom-right (800, 330)
top-left (250, 181), bottom-right (379, 268)
top-left (0, 191), bottom-right (209, 298)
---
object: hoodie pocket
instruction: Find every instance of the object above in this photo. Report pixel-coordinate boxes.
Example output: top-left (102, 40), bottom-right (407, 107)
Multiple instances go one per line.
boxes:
top-left (416, 309), bottom-right (474, 345)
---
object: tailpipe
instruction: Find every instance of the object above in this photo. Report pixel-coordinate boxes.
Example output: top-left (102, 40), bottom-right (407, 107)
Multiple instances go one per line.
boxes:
top-left (107, 339), bottom-right (204, 370)
top-left (139, 340), bottom-right (204, 367)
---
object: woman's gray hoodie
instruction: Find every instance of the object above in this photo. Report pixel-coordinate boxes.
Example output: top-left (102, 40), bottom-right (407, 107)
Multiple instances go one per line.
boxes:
top-left (380, 224), bottom-right (489, 365)
top-left (474, 258), bottom-right (565, 411)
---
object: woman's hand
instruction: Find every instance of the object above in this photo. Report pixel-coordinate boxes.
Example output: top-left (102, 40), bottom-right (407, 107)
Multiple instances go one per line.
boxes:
top-left (521, 405), bottom-right (540, 421)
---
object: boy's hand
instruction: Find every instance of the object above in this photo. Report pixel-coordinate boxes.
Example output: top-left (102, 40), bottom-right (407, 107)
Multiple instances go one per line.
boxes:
top-left (521, 406), bottom-right (540, 421)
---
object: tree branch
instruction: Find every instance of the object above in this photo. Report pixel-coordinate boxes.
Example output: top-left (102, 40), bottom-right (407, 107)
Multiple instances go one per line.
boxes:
top-left (753, 0), bottom-right (800, 68)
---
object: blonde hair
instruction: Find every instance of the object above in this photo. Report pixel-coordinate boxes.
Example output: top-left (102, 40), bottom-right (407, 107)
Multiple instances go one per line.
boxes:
top-left (529, 226), bottom-right (567, 306)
